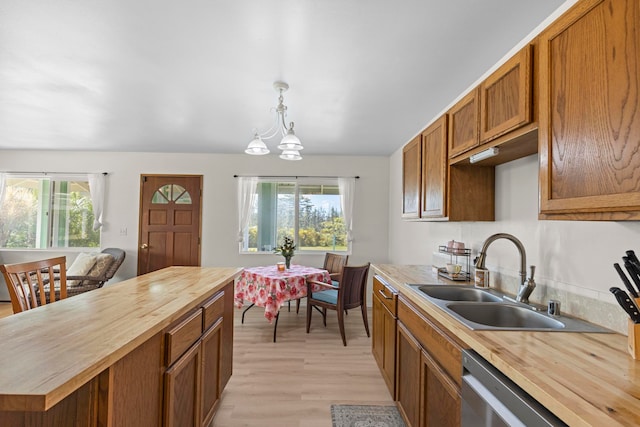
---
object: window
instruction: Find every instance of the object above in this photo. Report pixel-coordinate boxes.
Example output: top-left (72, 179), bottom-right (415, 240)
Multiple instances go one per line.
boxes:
top-left (238, 177), bottom-right (354, 253)
top-left (0, 174), bottom-right (101, 249)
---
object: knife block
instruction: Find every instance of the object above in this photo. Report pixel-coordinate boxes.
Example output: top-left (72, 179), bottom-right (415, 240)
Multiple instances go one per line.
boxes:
top-left (628, 318), bottom-right (640, 360)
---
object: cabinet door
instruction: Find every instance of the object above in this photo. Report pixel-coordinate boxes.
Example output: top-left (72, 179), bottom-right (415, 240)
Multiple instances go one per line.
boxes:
top-left (402, 135), bottom-right (422, 218)
top-left (396, 322), bottom-right (421, 427)
top-left (539, 0), bottom-right (640, 219)
top-left (480, 45), bottom-right (532, 143)
top-left (448, 88), bottom-right (479, 158)
top-left (421, 115), bottom-right (448, 218)
top-left (164, 342), bottom-right (201, 427)
top-left (420, 350), bottom-right (460, 427)
top-left (372, 293), bottom-right (396, 397)
top-left (201, 318), bottom-right (223, 427)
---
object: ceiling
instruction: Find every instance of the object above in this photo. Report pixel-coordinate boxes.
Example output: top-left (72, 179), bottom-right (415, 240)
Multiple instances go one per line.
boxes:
top-left (0, 0), bottom-right (566, 157)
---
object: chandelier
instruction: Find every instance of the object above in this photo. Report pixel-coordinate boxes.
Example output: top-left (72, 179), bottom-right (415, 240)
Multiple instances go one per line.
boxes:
top-left (244, 81), bottom-right (304, 161)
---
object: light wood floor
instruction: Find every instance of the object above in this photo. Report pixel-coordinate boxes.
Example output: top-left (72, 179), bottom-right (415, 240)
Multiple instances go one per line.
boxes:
top-left (212, 302), bottom-right (394, 427)
top-left (0, 301), bottom-right (393, 427)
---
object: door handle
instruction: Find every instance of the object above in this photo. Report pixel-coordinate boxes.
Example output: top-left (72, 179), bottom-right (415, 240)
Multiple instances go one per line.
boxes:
top-left (140, 243), bottom-right (149, 249)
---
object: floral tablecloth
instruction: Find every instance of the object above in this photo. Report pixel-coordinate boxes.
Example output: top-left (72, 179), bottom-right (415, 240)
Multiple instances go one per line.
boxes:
top-left (234, 264), bottom-right (331, 322)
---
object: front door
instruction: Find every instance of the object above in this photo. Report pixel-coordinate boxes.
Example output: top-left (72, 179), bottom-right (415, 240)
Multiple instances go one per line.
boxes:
top-left (138, 175), bottom-right (202, 275)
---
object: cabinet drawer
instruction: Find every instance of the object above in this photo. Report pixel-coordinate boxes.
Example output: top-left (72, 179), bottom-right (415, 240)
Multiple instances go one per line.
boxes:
top-left (398, 296), bottom-right (463, 385)
top-left (202, 291), bottom-right (224, 331)
top-left (166, 309), bottom-right (203, 366)
top-left (373, 276), bottom-right (397, 315)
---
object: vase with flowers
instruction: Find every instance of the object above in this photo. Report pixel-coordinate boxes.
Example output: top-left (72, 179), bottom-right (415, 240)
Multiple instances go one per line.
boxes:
top-left (275, 236), bottom-right (296, 269)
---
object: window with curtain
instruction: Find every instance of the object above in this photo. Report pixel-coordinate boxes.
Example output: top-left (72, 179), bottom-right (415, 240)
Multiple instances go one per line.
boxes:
top-left (0, 174), bottom-right (101, 249)
top-left (238, 177), bottom-right (354, 254)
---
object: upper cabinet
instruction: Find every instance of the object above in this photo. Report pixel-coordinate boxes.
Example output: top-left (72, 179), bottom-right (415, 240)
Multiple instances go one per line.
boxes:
top-left (538, 0), bottom-right (640, 220)
top-left (421, 116), bottom-right (448, 218)
top-left (402, 135), bottom-right (422, 219)
top-left (447, 89), bottom-right (479, 158)
top-left (480, 45), bottom-right (533, 143)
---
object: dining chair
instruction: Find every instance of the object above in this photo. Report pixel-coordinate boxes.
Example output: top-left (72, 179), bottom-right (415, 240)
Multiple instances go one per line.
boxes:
top-left (0, 256), bottom-right (68, 314)
top-left (306, 263), bottom-right (370, 346)
top-left (292, 252), bottom-right (349, 314)
top-left (323, 252), bottom-right (349, 287)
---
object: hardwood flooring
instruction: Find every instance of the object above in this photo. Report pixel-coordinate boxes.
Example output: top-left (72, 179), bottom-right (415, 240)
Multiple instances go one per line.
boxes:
top-left (0, 301), bottom-right (393, 427)
top-left (212, 302), bottom-right (393, 427)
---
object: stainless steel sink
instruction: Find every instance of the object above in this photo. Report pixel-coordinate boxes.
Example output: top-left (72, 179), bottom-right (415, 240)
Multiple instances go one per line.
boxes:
top-left (446, 302), bottom-right (564, 329)
top-left (408, 284), bottom-right (612, 333)
top-left (416, 285), bottom-right (502, 302)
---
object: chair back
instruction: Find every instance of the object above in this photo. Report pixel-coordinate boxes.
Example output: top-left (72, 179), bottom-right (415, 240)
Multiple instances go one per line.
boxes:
top-left (101, 248), bottom-right (126, 280)
top-left (323, 253), bottom-right (349, 283)
top-left (0, 256), bottom-right (68, 313)
top-left (339, 263), bottom-right (370, 310)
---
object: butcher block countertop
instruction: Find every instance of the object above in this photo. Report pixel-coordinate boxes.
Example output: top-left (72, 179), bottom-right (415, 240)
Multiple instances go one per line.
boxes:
top-left (0, 266), bottom-right (242, 412)
top-left (372, 264), bottom-right (640, 427)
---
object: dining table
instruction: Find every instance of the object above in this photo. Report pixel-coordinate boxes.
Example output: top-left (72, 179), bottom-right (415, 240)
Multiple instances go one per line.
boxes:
top-left (234, 264), bottom-right (331, 341)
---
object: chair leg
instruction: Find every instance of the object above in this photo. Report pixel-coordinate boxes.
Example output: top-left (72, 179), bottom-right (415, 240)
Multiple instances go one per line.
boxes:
top-left (296, 298), bottom-right (301, 314)
top-left (337, 308), bottom-right (347, 346)
top-left (322, 308), bottom-right (327, 327)
top-left (306, 301), bottom-right (312, 333)
top-left (361, 303), bottom-right (370, 337)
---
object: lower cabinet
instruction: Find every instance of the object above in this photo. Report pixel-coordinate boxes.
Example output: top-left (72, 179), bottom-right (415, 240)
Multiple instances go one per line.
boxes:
top-left (372, 276), bottom-right (397, 397)
top-left (395, 296), bottom-right (464, 427)
top-left (163, 281), bottom-right (231, 427)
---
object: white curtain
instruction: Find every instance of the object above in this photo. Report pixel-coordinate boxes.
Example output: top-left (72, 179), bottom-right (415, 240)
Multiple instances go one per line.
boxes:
top-left (88, 173), bottom-right (106, 231)
top-left (0, 173), bottom-right (6, 210)
top-left (237, 177), bottom-right (258, 245)
top-left (338, 177), bottom-right (356, 243)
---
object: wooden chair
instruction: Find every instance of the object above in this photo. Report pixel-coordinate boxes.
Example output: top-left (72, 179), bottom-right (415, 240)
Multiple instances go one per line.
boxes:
top-left (306, 263), bottom-right (370, 346)
top-left (0, 256), bottom-right (68, 313)
top-left (293, 252), bottom-right (349, 314)
top-left (323, 252), bottom-right (349, 287)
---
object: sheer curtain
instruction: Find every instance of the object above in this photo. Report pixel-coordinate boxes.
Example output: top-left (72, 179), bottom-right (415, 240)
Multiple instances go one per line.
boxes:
top-left (338, 177), bottom-right (356, 243)
top-left (237, 177), bottom-right (258, 246)
top-left (0, 173), bottom-right (6, 209)
top-left (88, 173), bottom-right (106, 231)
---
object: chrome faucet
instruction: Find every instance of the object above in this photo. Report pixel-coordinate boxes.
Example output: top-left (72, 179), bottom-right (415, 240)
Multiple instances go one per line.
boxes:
top-left (474, 233), bottom-right (536, 303)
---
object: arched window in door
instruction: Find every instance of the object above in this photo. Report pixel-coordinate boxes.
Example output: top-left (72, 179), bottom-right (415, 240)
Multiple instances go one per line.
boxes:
top-left (151, 184), bottom-right (192, 205)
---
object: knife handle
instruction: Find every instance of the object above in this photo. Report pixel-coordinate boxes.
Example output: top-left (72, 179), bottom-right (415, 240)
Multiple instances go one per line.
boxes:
top-left (614, 263), bottom-right (639, 298)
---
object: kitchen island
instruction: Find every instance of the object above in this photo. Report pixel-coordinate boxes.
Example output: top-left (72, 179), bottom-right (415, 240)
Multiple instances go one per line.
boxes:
top-left (0, 266), bottom-right (242, 427)
top-left (373, 264), bottom-right (640, 427)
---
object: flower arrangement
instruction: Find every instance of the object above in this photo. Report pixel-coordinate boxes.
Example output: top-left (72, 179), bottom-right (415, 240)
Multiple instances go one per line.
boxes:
top-left (275, 236), bottom-right (296, 268)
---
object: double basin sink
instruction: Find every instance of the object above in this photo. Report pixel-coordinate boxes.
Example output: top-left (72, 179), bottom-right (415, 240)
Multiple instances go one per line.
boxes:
top-left (409, 284), bottom-right (611, 332)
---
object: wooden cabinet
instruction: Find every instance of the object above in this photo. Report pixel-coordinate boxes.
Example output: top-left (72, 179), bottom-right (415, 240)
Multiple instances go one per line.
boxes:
top-left (421, 115), bottom-right (448, 218)
top-left (395, 296), bottom-right (464, 427)
top-left (396, 322), bottom-right (422, 427)
top-left (164, 341), bottom-right (202, 427)
top-left (402, 135), bottom-right (422, 219)
top-left (372, 275), bottom-right (397, 397)
top-left (538, 0), bottom-right (640, 220)
top-left (163, 283), bottom-right (232, 427)
top-left (480, 45), bottom-right (533, 143)
top-left (401, 114), bottom-right (494, 222)
top-left (448, 88), bottom-right (480, 158)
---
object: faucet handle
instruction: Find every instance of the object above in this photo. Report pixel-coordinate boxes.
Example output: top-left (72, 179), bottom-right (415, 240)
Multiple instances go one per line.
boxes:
top-left (529, 265), bottom-right (536, 280)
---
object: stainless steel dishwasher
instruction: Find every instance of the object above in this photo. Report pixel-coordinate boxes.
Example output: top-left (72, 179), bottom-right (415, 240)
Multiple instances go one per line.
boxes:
top-left (461, 349), bottom-right (568, 427)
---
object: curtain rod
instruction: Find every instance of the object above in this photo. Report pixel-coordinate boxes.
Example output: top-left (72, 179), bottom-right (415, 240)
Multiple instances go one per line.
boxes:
top-left (233, 174), bottom-right (359, 179)
top-left (1, 171), bottom-right (108, 175)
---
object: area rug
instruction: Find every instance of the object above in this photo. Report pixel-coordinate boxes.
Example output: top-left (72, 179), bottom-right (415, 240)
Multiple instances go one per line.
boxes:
top-left (331, 404), bottom-right (406, 427)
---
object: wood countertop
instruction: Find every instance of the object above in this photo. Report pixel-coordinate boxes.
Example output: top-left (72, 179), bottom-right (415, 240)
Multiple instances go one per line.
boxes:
top-left (0, 266), bottom-right (242, 412)
top-left (372, 264), bottom-right (640, 427)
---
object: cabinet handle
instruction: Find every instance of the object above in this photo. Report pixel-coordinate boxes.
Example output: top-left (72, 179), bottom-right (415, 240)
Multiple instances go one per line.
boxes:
top-left (140, 243), bottom-right (149, 249)
top-left (378, 289), bottom-right (393, 300)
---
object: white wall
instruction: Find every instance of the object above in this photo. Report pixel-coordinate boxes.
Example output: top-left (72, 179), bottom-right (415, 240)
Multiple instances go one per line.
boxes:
top-left (0, 150), bottom-right (390, 300)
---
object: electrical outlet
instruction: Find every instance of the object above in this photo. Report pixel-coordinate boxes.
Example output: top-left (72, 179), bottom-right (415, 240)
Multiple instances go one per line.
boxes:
top-left (120, 227), bottom-right (127, 236)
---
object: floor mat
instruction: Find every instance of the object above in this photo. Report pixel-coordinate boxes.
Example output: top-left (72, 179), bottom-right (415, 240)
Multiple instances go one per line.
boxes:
top-left (331, 404), bottom-right (406, 427)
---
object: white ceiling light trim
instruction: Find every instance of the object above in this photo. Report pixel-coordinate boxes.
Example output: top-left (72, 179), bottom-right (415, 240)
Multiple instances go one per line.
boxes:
top-left (245, 81), bottom-right (304, 160)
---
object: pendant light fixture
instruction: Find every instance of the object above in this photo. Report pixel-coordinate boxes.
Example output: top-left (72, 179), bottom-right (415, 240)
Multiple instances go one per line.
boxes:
top-left (245, 81), bottom-right (304, 160)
